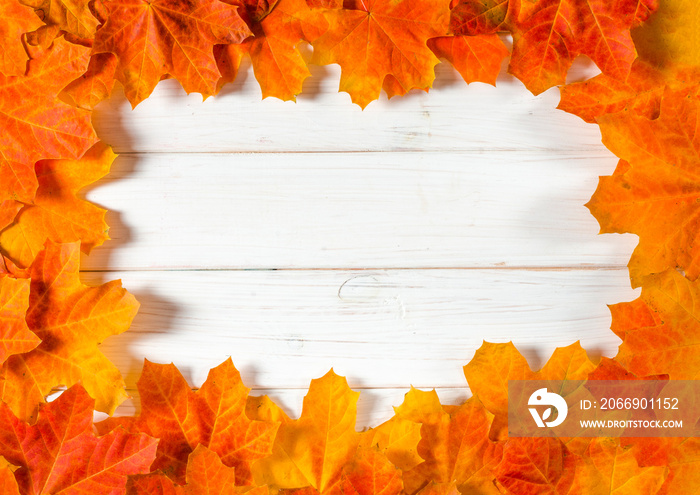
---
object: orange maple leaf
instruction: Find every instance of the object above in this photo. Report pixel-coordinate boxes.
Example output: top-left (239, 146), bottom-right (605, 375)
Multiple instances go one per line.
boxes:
top-left (394, 389), bottom-right (501, 495)
top-left (655, 438), bottom-right (700, 494)
top-left (97, 358), bottom-right (279, 486)
top-left (252, 369), bottom-right (360, 495)
top-left (0, 384), bottom-right (158, 495)
top-left (612, 268), bottom-right (700, 379)
top-left (0, 458), bottom-right (20, 495)
top-left (427, 0), bottom-right (509, 87)
top-left (61, 52), bottom-right (118, 110)
top-left (0, 1), bottom-right (43, 77)
top-left (0, 142), bottom-right (114, 268)
top-left (0, 202), bottom-right (22, 235)
top-left (508, 0), bottom-right (657, 95)
top-left (93, 0), bottom-right (253, 107)
top-left (492, 437), bottom-right (578, 495)
top-left (0, 153), bottom-right (38, 205)
top-left (310, 0), bottom-right (450, 108)
top-left (463, 341), bottom-right (596, 439)
top-left (127, 445), bottom-right (249, 495)
top-left (0, 276), bottom-right (39, 366)
top-left (0, 240), bottom-right (139, 422)
top-left (0, 36), bottom-right (96, 171)
top-left (358, 416), bottom-right (423, 472)
top-left (570, 438), bottom-right (667, 495)
top-left (215, 0), bottom-right (327, 100)
top-left (21, 0), bottom-right (100, 41)
top-left (558, 60), bottom-right (700, 123)
top-left (341, 447), bottom-right (403, 495)
top-left (588, 91), bottom-right (700, 286)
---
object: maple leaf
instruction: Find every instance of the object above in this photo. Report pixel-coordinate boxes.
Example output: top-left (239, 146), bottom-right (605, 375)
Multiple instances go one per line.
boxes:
top-left (558, 61), bottom-right (700, 123)
top-left (0, 276), bottom-right (40, 365)
top-left (358, 417), bottom-right (423, 472)
top-left (0, 142), bottom-right (114, 269)
top-left (508, 0), bottom-right (656, 95)
top-left (0, 239), bottom-right (139, 422)
top-left (463, 341), bottom-right (595, 439)
top-left (394, 389), bottom-right (501, 495)
top-left (570, 438), bottom-right (667, 495)
top-left (611, 268), bottom-right (700, 379)
top-left (632, 0), bottom-right (700, 68)
top-left (61, 52), bottom-right (118, 110)
top-left (340, 447), bottom-right (403, 495)
top-left (97, 358), bottom-right (278, 486)
top-left (128, 445), bottom-right (242, 495)
top-left (0, 458), bottom-right (20, 495)
top-left (0, 153), bottom-right (38, 205)
top-left (0, 384), bottom-right (158, 495)
top-left (426, 0), bottom-right (509, 87)
top-left (215, 0), bottom-right (327, 100)
top-left (310, 0), bottom-right (450, 108)
top-left (0, 202), bottom-right (22, 235)
top-left (92, 0), bottom-right (253, 107)
top-left (252, 369), bottom-right (360, 494)
top-left (0, 36), bottom-right (96, 172)
top-left (0, 1), bottom-right (43, 77)
top-left (492, 437), bottom-right (578, 495)
top-left (449, 0), bottom-right (509, 35)
top-left (427, 35), bottom-right (508, 87)
top-left (588, 91), bottom-right (700, 286)
top-left (21, 0), bottom-right (100, 41)
top-left (656, 438), bottom-right (700, 494)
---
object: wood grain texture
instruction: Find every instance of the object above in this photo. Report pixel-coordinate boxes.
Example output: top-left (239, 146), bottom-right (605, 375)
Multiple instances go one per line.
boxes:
top-left (80, 151), bottom-right (637, 270)
top-left (80, 60), bottom-right (637, 426)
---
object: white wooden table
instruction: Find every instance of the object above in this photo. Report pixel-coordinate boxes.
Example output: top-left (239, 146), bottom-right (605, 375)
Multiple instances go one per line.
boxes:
top-left (84, 59), bottom-right (640, 427)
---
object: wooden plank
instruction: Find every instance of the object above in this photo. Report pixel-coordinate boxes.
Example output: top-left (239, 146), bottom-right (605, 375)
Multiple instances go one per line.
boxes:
top-left (80, 151), bottom-right (636, 270)
top-left (92, 62), bottom-right (605, 153)
top-left (84, 268), bottom-right (637, 395)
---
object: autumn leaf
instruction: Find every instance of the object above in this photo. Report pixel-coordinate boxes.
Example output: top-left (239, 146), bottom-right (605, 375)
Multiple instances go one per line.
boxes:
top-left (558, 60), bottom-right (700, 123)
top-left (632, 0), bottom-right (700, 68)
top-left (463, 341), bottom-right (595, 439)
top-left (128, 445), bottom-right (239, 495)
top-left (310, 0), bottom-right (450, 108)
top-left (252, 369), bottom-right (360, 494)
top-left (611, 268), bottom-right (700, 379)
top-left (0, 142), bottom-right (114, 268)
top-left (449, 0), bottom-right (509, 35)
top-left (93, 0), bottom-right (253, 107)
top-left (588, 91), bottom-right (700, 286)
top-left (656, 438), bottom-right (700, 494)
top-left (0, 1), bottom-right (43, 77)
top-left (570, 438), bottom-right (667, 495)
top-left (215, 0), bottom-right (327, 100)
top-left (0, 239), bottom-right (139, 422)
top-left (508, 0), bottom-right (656, 95)
top-left (0, 153), bottom-right (38, 205)
top-left (61, 52), bottom-right (118, 109)
top-left (394, 389), bottom-right (501, 495)
top-left (21, 0), bottom-right (100, 41)
top-left (0, 384), bottom-right (158, 495)
top-left (359, 417), bottom-right (423, 472)
top-left (341, 447), bottom-right (403, 495)
top-left (0, 202), bottom-right (22, 234)
top-left (97, 358), bottom-right (278, 486)
top-left (0, 458), bottom-right (20, 495)
top-left (0, 276), bottom-right (39, 366)
top-left (492, 437), bottom-right (578, 495)
top-left (0, 36), bottom-right (96, 171)
top-left (427, 35), bottom-right (508, 87)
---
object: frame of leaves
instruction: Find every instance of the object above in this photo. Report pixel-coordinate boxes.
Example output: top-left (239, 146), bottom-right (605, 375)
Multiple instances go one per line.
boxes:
top-left (0, 0), bottom-right (699, 493)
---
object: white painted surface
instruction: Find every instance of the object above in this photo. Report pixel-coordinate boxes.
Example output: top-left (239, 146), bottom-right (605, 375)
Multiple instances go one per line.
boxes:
top-left (84, 61), bottom-right (639, 426)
